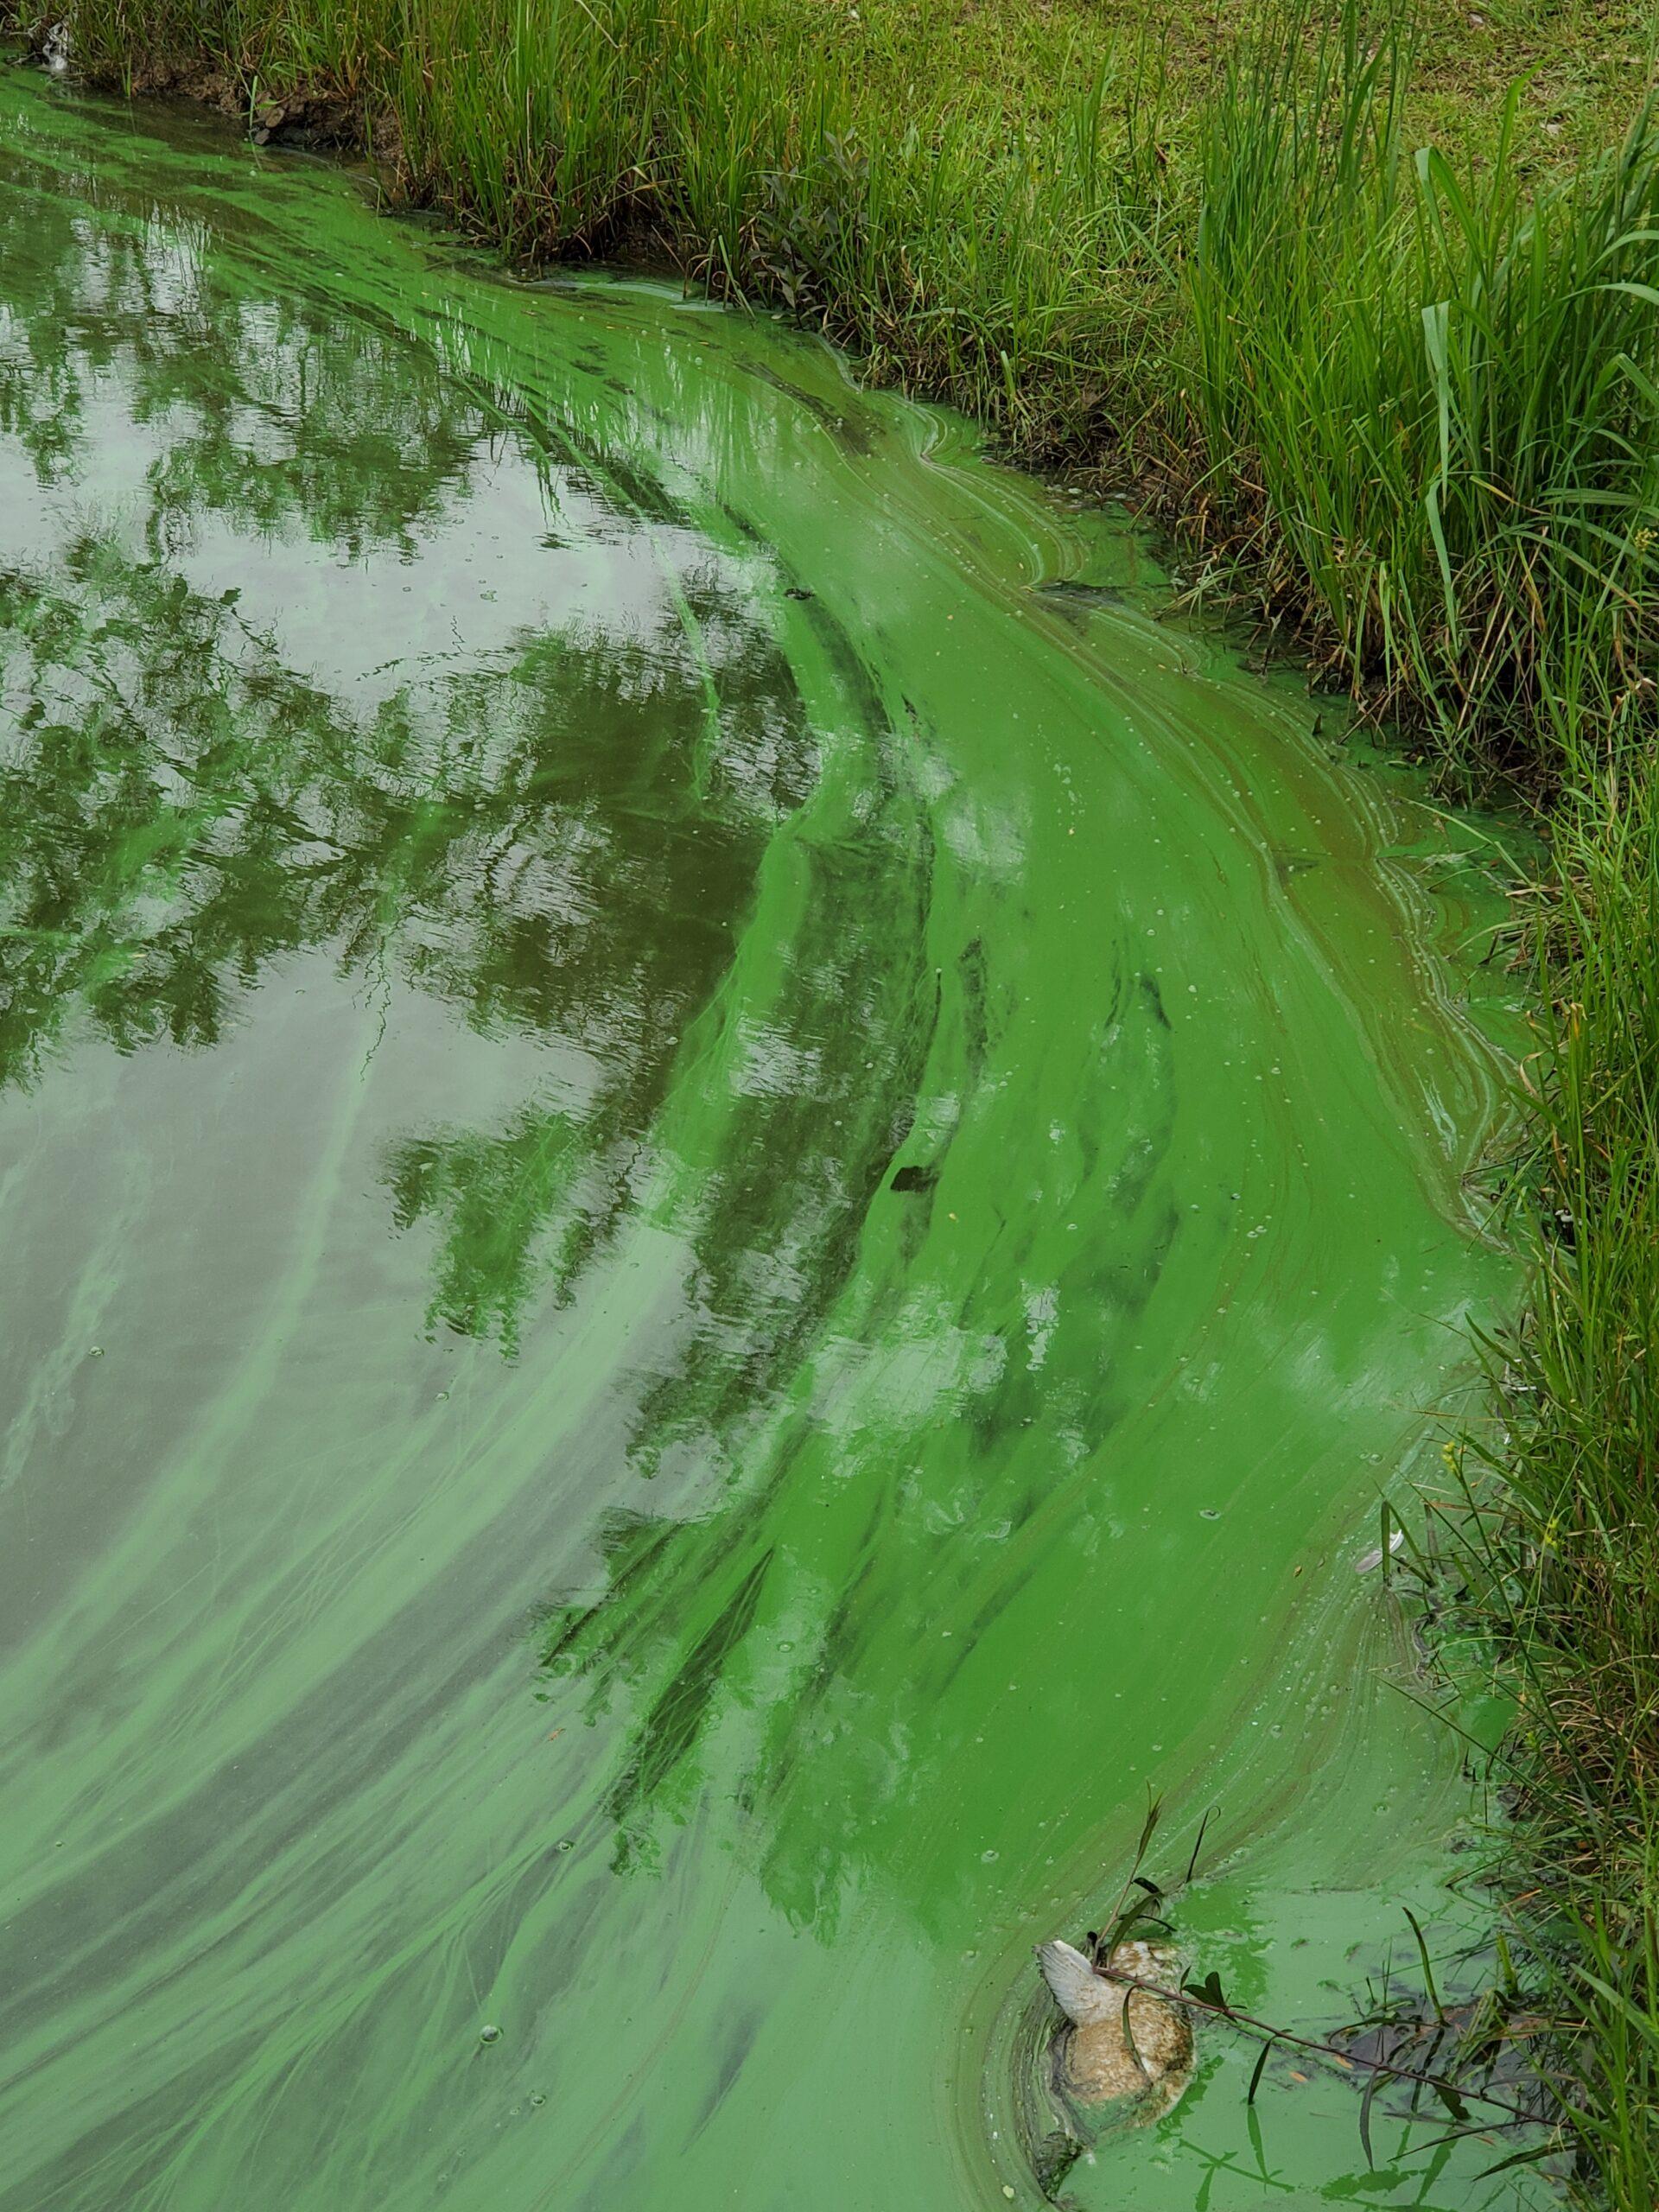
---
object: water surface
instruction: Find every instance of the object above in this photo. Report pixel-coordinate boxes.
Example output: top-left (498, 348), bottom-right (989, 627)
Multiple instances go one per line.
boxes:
top-left (0, 71), bottom-right (1533, 2210)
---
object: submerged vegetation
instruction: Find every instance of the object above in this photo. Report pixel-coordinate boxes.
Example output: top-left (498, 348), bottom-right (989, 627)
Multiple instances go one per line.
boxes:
top-left (3, 0), bottom-right (1656, 2196)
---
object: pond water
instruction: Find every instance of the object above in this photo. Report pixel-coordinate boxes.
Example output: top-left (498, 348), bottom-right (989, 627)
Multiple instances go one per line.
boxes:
top-left (0, 67), bottom-right (1539, 2212)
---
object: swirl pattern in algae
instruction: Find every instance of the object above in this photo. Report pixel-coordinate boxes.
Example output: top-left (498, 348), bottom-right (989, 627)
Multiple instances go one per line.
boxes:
top-left (0, 70), bottom-right (1538, 2212)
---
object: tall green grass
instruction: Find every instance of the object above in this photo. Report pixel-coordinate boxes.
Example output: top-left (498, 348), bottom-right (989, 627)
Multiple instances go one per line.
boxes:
top-left (4, 0), bottom-right (1658, 2195)
top-left (1435, 753), bottom-right (1659, 2208)
top-left (1183, 11), bottom-right (1659, 779)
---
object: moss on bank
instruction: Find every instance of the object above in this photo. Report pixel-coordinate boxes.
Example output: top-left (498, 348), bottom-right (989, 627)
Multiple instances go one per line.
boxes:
top-left (3, 1), bottom-right (1656, 2198)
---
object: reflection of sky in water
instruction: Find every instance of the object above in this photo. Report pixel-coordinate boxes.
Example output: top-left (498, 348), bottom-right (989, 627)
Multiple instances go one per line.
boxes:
top-left (0, 182), bottom-right (832, 1368)
top-left (0, 280), bottom-right (773, 707)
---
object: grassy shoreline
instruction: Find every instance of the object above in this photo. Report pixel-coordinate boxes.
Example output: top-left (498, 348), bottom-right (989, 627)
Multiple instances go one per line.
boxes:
top-left (6, 2), bottom-right (1656, 2197)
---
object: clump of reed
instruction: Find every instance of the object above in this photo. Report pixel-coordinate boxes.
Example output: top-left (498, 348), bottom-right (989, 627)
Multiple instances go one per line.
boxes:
top-left (1436, 753), bottom-right (1659, 2209)
top-left (5, 0), bottom-right (1657, 2195)
top-left (1180, 5), bottom-right (1659, 783)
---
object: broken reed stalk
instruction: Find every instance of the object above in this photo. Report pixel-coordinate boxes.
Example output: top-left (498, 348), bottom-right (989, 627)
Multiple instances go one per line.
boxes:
top-left (1095, 1961), bottom-right (1550, 2136)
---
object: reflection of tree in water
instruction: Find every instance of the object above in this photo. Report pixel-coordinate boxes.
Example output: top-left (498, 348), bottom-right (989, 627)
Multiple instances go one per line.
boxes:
top-left (0, 113), bottom-right (1094, 1917)
top-left (540, 949), bottom-right (1180, 1916)
top-left (0, 141), bottom-right (482, 551)
top-left (0, 531), bottom-right (820, 1347)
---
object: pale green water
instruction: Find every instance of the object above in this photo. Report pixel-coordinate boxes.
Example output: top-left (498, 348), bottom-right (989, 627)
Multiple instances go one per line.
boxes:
top-left (0, 69), bottom-right (1537, 2211)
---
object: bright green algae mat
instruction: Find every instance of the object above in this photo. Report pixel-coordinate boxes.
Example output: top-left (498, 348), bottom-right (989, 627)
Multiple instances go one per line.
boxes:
top-left (0, 68), bottom-right (1542, 2212)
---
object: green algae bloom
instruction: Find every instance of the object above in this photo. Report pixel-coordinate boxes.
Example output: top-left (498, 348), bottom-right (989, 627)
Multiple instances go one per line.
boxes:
top-left (0, 70), bottom-right (1542, 2212)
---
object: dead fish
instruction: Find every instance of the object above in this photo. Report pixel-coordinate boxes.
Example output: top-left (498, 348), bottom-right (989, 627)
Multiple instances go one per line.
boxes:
top-left (1035, 1938), bottom-right (1194, 2115)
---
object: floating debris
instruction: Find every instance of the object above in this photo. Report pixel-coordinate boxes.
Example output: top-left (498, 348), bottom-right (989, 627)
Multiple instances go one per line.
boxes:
top-left (1356, 1530), bottom-right (1407, 1573)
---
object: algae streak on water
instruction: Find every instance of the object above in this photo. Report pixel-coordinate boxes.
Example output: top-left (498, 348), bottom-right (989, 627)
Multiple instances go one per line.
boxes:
top-left (0, 71), bottom-right (1532, 2212)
